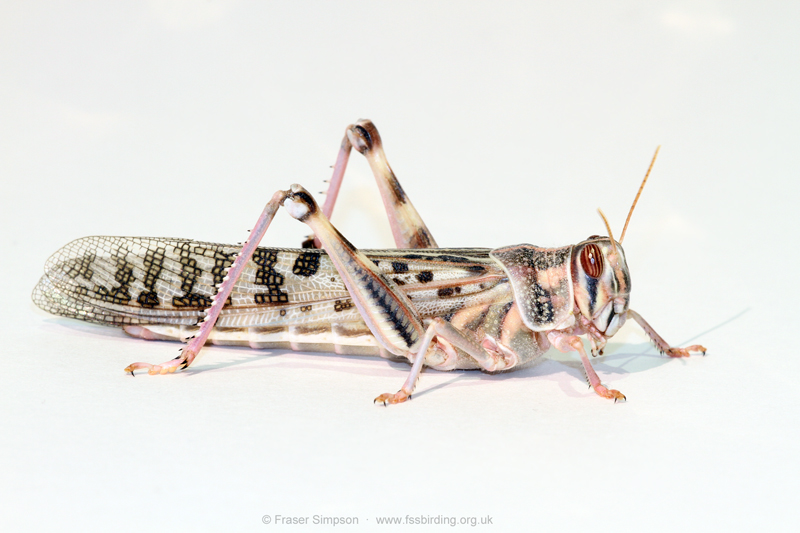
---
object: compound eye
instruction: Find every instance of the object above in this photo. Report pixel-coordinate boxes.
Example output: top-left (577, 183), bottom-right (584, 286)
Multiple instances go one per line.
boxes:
top-left (580, 243), bottom-right (604, 278)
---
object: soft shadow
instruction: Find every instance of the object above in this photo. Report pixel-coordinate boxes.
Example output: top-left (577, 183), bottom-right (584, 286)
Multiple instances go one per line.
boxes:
top-left (419, 306), bottom-right (751, 398)
top-left (678, 306), bottom-right (750, 346)
top-left (40, 308), bottom-right (749, 388)
top-left (42, 317), bottom-right (131, 339)
top-left (407, 373), bottom-right (474, 399)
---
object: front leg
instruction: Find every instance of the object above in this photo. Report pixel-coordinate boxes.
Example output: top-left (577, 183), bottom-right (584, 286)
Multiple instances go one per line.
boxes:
top-left (547, 331), bottom-right (626, 402)
top-left (627, 309), bottom-right (707, 357)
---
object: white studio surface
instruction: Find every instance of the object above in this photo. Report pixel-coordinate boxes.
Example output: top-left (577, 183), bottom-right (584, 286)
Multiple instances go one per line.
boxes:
top-left (1, 2), bottom-right (798, 531)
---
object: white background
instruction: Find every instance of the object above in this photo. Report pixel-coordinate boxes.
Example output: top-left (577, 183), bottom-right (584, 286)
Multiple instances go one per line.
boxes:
top-left (2, 2), bottom-right (798, 531)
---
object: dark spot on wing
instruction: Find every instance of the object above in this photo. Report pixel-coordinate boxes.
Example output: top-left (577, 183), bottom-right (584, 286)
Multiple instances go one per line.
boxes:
top-left (173, 293), bottom-right (214, 308)
top-left (392, 261), bottom-right (409, 273)
top-left (139, 246), bottom-right (165, 306)
top-left (416, 271), bottom-right (433, 283)
top-left (293, 252), bottom-right (321, 277)
top-left (253, 249), bottom-right (289, 304)
top-left (65, 253), bottom-right (95, 280)
top-left (334, 299), bottom-right (355, 312)
top-left (401, 253), bottom-right (485, 267)
top-left (137, 291), bottom-right (160, 308)
top-left (254, 290), bottom-right (289, 304)
top-left (171, 242), bottom-right (235, 309)
top-left (95, 262), bottom-right (133, 305)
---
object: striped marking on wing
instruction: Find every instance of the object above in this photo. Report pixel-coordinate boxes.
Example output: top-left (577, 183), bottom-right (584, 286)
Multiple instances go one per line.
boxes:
top-left (364, 248), bottom-right (508, 317)
top-left (33, 238), bottom-right (508, 330)
top-left (32, 237), bottom-right (353, 327)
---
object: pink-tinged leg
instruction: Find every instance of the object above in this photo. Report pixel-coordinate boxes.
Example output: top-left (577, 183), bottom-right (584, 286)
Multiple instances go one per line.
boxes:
top-left (306, 134), bottom-right (352, 248)
top-left (286, 185), bottom-right (426, 356)
top-left (547, 331), bottom-right (626, 402)
top-left (429, 318), bottom-right (518, 372)
top-left (320, 134), bottom-right (352, 221)
top-left (126, 182), bottom-right (435, 386)
top-left (627, 309), bottom-right (707, 357)
top-left (480, 336), bottom-right (520, 371)
top-left (312, 120), bottom-right (437, 250)
top-left (374, 320), bottom-right (439, 405)
top-left (124, 189), bottom-right (291, 376)
top-left (351, 121), bottom-right (437, 249)
top-left (374, 317), bottom-right (520, 405)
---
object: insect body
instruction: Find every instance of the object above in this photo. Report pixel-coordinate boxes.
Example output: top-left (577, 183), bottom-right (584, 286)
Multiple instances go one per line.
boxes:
top-left (33, 120), bottom-right (705, 404)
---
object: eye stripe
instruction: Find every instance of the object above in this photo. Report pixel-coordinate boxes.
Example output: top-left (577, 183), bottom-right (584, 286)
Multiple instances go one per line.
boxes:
top-left (580, 244), bottom-right (603, 278)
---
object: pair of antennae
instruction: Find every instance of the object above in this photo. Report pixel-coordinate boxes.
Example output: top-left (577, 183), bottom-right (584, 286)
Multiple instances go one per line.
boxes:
top-left (598, 145), bottom-right (661, 249)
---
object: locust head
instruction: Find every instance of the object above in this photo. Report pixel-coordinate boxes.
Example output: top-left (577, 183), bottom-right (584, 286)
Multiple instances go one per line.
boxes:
top-left (572, 236), bottom-right (630, 337)
top-left (490, 148), bottom-right (659, 339)
top-left (572, 144), bottom-right (660, 338)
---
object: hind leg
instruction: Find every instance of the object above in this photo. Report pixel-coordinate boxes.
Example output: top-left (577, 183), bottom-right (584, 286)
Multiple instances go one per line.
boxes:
top-left (125, 189), bottom-right (292, 375)
top-left (308, 119), bottom-right (437, 250)
top-left (125, 185), bottom-right (431, 376)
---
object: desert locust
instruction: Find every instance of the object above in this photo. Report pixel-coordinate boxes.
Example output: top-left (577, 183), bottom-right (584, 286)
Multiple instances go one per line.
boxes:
top-left (33, 120), bottom-right (706, 404)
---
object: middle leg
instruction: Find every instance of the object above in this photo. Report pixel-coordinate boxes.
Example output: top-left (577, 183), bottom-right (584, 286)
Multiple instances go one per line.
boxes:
top-left (374, 317), bottom-right (522, 405)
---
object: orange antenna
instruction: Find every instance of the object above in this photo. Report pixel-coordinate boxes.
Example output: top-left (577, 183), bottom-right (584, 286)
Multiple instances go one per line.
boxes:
top-left (597, 208), bottom-right (618, 254)
top-left (619, 145), bottom-right (660, 243)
